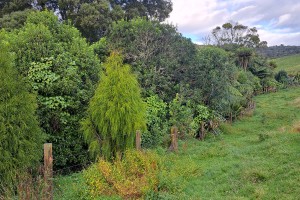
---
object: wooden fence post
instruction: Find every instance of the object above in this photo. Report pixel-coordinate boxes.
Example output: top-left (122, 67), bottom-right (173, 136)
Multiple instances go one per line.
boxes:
top-left (169, 126), bottom-right (178, 152)
top-left (44, 143), bottom-right (53, 200)
top-left (136, 130), bottom-right (141, 151)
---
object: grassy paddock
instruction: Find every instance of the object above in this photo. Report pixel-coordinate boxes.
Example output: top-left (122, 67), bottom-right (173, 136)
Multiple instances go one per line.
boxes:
top-left (54, 87), bottom-right (300, 199)
top-left (163, 87), bottom-right (300, 199)
top-left (273, 54), bottom-right (300, 75)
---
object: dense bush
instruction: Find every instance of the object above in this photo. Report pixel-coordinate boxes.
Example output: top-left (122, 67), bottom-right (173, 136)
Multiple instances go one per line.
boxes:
top-left (189, 47), bottom-right (243, 119)
top-left (169, 94), bottom-right (194, 138)
top-left (5, 11), bottom-right (100, 170)
top-left (83, 150), bottom-right (160, 199)
top-left (143, 95), bottom-right (168, 148)
top-left (107, 18), bottom-right (196, 102)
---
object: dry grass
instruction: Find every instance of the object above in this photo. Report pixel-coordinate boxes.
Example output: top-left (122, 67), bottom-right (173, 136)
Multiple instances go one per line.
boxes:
top-left (290, 97), bottom-right (300, 108)
top-left (278, 126), bottom-right (286, 133)
top-left (291, 121), bottom-right (300, 133)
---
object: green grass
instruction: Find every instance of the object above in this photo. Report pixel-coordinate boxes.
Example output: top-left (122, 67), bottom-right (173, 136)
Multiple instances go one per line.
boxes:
top-left (161, 87), bottom-right (300, 199)
top-left (273, 54), bottom-right (300, 75)
top-left (54, 87), bottom-right (300, 199)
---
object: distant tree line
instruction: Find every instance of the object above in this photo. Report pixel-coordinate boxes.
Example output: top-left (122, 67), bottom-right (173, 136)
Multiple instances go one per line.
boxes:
top-left (256, 45), bottom-right (300, 58)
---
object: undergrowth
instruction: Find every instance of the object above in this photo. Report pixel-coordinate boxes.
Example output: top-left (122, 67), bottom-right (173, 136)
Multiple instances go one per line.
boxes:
top-left (54, 87), bottom-right (300, 199)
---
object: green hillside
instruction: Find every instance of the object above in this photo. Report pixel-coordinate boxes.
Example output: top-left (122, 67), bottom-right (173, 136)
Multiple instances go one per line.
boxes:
top-left (55, 87), bottom-right (300, 199)
top-left (274, 54), bottom-right (300, 75)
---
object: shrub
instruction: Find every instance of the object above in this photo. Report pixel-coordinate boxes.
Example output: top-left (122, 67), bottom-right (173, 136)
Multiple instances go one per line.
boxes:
top-left (275, 70), bottom-right (290, 85)
top-left (83, 150), bottom-right (160, 199)
top-left (0, 32), bottom-right (44, 194)
top-left (169, 94), bottom-right (194, 139)
top-left (191, 104), bottom-right (211, 139)
top-left (81, 53), bottom-right (146, 160)
top-left (261, 77), bottom-right (278, 92)
top-left (269, 60), bottom-right (278, 69)
top-left (142, 95), bottom-right (168, 148)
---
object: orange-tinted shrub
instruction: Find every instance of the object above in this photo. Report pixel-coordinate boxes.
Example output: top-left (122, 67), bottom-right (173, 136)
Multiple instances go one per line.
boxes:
top-left (84, 150), bottom-right (159, 199)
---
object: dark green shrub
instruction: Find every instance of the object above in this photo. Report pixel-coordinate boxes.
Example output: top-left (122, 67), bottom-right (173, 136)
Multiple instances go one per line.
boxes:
top-left (6, 11), bottom-right (100, 170)
top-left (275, 70), bottom-right (290, 85)
top-left (169, 94), bottom-right (194, 139)
top-left (142, 95), bottom-right (168, 148)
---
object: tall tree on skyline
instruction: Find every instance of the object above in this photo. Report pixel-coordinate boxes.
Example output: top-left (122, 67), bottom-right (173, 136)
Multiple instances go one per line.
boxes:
top-left (208, 22), bottom-right (267, 48)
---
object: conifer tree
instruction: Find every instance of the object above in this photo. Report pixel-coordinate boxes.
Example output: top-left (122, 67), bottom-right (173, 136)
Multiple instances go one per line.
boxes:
top-left (0, 32), bottom-right (44, 193)
top-left (81, 53), bottom-right (146, 160)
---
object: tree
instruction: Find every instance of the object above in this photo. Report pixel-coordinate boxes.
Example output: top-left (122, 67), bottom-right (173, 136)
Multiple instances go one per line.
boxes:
top-left (0, 0), bottom-right (32, 17)
top-left (0, 9), bottom-right (34, 31)
top-left (81, 53), bottom-right (146, 160)
top-left (0, 32), bottom-right (44, 192)
top-left (109, 0), bottom-right (172, 21)
top-left (73, 1), bottom-right (123, 42)
top-left (188, 47), bottom-right (235, 108)
top-left (6, 11), bottom-right (100, 170)
top-left (209, 22), bottom-right (267, 48)
top-left (1, 0), bottom-right (172, 42)
top-left (236, 47), bottom-right (254, 71)
top-left (35, 0), bottom-right (172, 21)
top-left (52, 0), bottom-right (124, 42)
top-left (108, 18), bottom-right (196, 101)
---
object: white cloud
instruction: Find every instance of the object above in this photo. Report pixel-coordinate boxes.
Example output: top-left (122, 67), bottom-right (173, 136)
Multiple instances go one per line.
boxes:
top-left (166, 0), bottom-right (300, 46)
top-left (277, 14), bottom-right (291, 26)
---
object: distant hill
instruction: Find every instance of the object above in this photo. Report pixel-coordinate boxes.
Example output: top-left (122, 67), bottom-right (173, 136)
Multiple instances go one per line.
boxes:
top-left (273, 54), bottom-right (300, 75)
top-left (257, 45), bottom-right (300, 58)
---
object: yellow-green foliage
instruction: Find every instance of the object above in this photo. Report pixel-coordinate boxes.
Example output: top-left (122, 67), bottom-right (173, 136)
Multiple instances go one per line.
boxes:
top-left (81, 52), bottom-right (146, 160)
top-left (83, 150), bottom-right (159, 199)
top-left (0, 31), bottom-right (44, 194)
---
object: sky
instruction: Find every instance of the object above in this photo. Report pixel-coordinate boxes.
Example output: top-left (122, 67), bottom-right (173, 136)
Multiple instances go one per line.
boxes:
top-left (166, 0), bottom-right (300, 46)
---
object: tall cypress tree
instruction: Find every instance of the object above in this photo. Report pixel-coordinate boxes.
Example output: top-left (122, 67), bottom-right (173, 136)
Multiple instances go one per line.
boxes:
top-left (0, 32), bottom-right (44, 192)
top-left (81, 53), bottom-right (146, 160)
